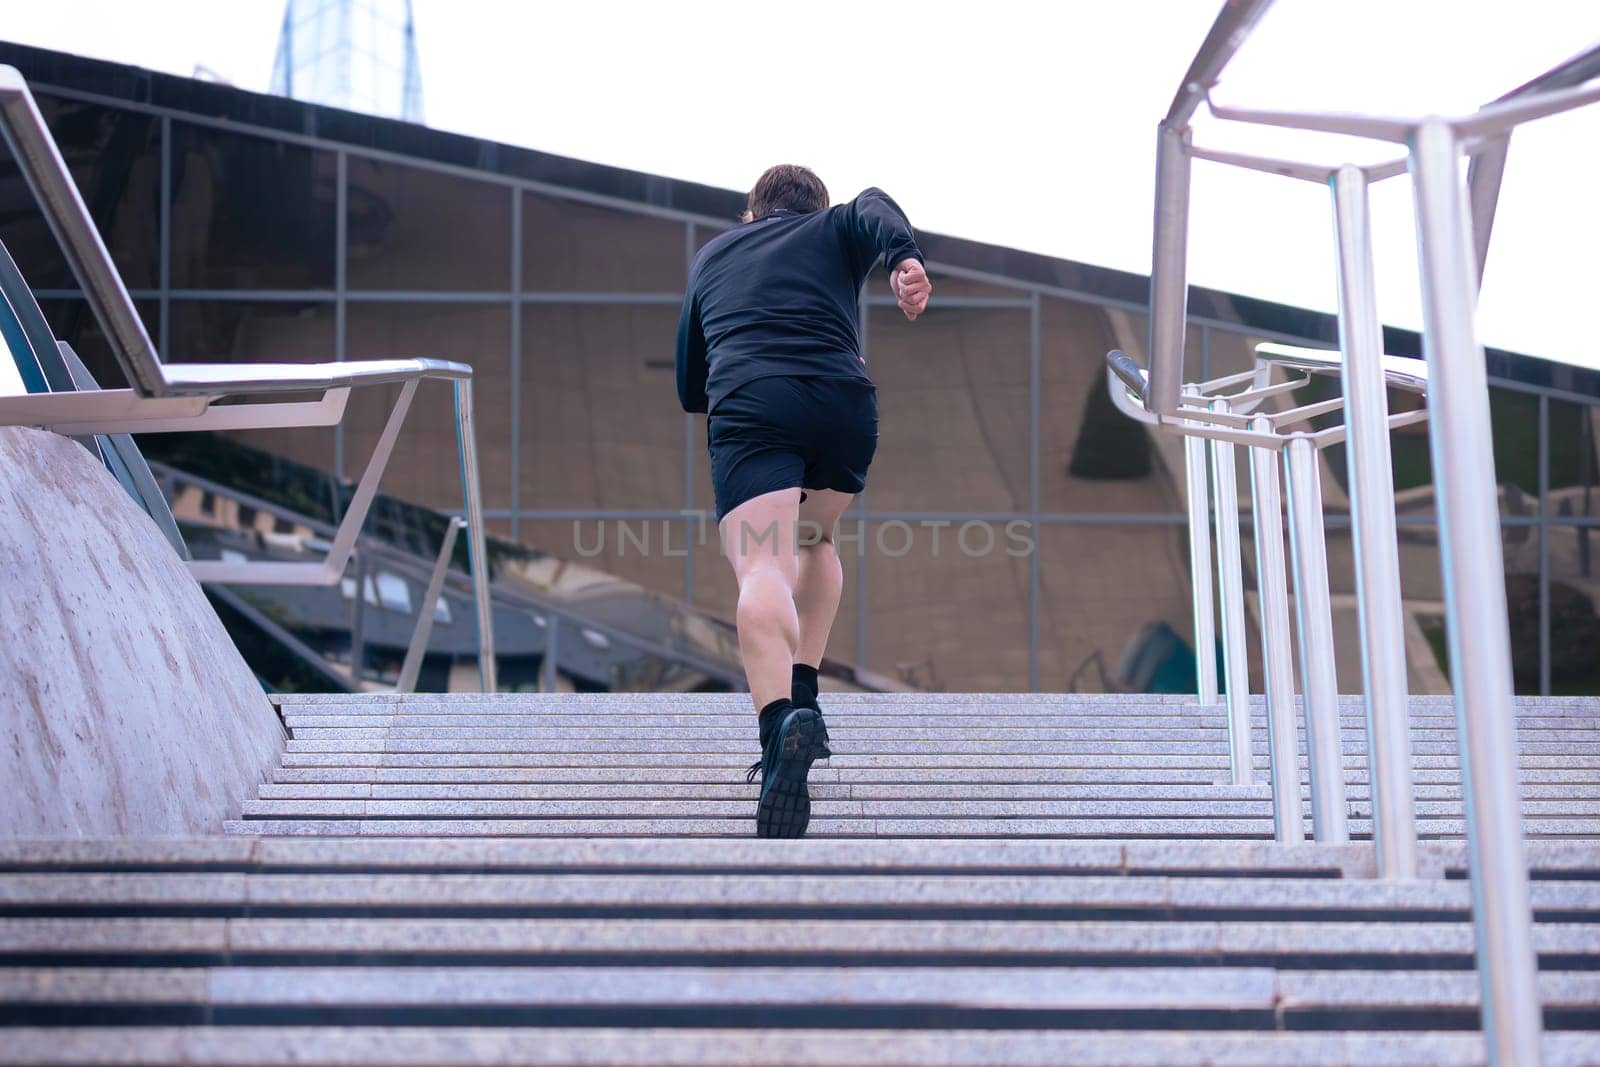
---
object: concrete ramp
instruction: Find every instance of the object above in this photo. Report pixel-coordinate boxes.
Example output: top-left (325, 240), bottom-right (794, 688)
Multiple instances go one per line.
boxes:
top-left (0, 427), bottom-right (284, 836)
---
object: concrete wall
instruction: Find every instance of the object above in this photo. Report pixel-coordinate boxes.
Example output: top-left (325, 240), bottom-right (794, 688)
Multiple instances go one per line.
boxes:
top-left (0, 427), bottom-right (285, 836)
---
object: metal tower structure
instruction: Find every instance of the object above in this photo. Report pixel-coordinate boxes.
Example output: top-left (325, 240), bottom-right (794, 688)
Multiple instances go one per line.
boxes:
top-left (269, 0), bottom-right (425, 123)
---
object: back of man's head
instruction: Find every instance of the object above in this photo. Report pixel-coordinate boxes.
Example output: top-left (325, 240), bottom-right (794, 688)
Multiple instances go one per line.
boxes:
top-left (743, 164), bottom-right (829, 223)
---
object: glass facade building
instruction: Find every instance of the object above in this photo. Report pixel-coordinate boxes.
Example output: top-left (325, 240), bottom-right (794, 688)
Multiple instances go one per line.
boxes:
top-left (2, 40), bottom-right (1597, 695)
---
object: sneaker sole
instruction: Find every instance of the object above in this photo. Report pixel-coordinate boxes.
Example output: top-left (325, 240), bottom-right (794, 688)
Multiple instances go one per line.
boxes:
top-left (797, 699), bottom-right (831, 748)
top-left (756, 707), bottom-right (832, 839)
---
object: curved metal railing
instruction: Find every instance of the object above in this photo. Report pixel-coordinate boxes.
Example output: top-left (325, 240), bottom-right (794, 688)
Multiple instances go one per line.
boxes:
top-left (1110, 5), bottom-right (1600, 1061)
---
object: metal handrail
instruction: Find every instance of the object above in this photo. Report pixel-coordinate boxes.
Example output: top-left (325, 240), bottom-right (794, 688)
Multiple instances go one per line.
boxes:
top-left (1125, 6), bottom-right (1599, 1060)
top-left (1469, 42), bottom-right (1600, 282)
top-left (1254, 342), bottom-right (1429, 395)
top-left (0, 64), bottom-right (497, 693)
top-left (1164, 0), bottom-right (1276, 126)
top-left (0, 65), bottom-right (164, 396)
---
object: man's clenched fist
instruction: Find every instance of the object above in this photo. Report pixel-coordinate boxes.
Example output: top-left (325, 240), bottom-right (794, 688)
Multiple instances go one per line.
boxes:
top-left (890, 258), bottom-right (932, 321)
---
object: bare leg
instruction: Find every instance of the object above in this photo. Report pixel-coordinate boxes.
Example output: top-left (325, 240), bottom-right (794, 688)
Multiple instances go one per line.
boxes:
top-left (795, 489), bottom-right (855, 669)
top-left (719, 487), bottom-right (802, 710)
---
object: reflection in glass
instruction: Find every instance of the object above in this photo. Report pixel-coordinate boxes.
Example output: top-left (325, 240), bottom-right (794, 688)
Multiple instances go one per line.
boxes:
top-left (520, 303), bottom-right (683, 510)
top-left (346, 158), bottom-right (511, 290)
top-left (1039, 297), bottom-right (1179, 514)
top-left (169, 123), bottom-right (336, 289)
top-left (343, 301), bottom-right (512, 510)
top-left (1546, 523), bottom-right (1600, 695)
top-left (163, 299), bottom-right (337, 471)
top-left (523, 191), bottom-right (686, 292)
top-left (870, 305), bottom-right (1029, 513)
top-left (1549, 399), bottom-right (1599, 526)
top-left (1037, 523), bottom-right (1199, 695)
top-left (35, 299), bottom-right (159, 390)
top-left (868, 518), bottom-right (1031, 692)
top-left (0, 95), bottom-right (160, 289)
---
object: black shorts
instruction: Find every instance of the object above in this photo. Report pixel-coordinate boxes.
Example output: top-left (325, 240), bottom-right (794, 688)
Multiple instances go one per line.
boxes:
top-left (708, 375), bottom-right (879, 521)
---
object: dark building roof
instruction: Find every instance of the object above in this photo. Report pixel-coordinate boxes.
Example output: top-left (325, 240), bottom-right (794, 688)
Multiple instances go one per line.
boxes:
top-left (2, 38), bottom-right (1595, 399)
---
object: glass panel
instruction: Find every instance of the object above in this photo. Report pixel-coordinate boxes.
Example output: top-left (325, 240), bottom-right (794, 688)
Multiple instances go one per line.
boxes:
top-left (1197, 325), bottom-right (1264, 381)
top-left (0, 95), bottom-right (159, 289)
top-left (1045, 520), bottom-right (1215, 696)
top-left (203, 588), bottom-right (348, 694)
top-left (1317, 518), bottom-right (1453, 696)
top-left (148, 435), bottom-right (343, 528)
top-left (372, 570), bottom-right (413, 614)
top-left (867, 518), bottom-right (1031, 692)
top-left (519, 518), bottom-right (689, 609)
top-left (166, 298), bottom-right (334, 363)
top-left (1488, 384), bottom-right (1541, 512)
top-left (343, 301), bottom-right (512, 510)
top-left (1039, 297), bottom-right (1180, 514)
top-left (1546, 523), bottom-right (1600, 695)
top-left (163, 299), bottom-right (337, 472)
top-left (519, 303), bottom-right (684, 510)
top-left (169, 123), bottom-right (336, 289)
top-left (346, 158), bottom-right (512, 290)
top-left (868, 305), bottom-right (1029, 513)
top-left (1501, 520), bottom-right (1544, 696)
top-left (1548, 399), bottom-right (1599, 525)
top-left (522, 191), bottom-right (686, 292)
top-left (36, 298), bottom-right (160, 390)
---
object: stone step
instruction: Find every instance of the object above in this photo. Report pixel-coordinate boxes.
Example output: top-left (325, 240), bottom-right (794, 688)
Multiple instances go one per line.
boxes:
top-left (270, 692), bottom-right (1600, 711)
top-left (0, 838), bottom-right (1358, 875)
top-left (3, 837), bottom-right (1595, 881)
top-left (277, 736), bottom-right (1600, 757)
top-left (257, 781), bottom-right (1276, 801)
top-left (281, 731), bottom-right (1600, 757)
top-left (6, 916), bottom-right (1600, 965)
top-left (240, 799), bottom-right (1283, 819)
top-left (281, 723), bottom-right (1600, 748)
top-left (274, 749), bottom-right (1600, 770)
top-left (222, 816), bottom-right (1600, 839)
top-left (2, 964), bottom-right (1597, 1028)
top-left (251, 781), bottom-right (1600, 803)
top-left (235, 798), bottom-right (1600, 821)
top-left (269, 710), bottom-right (1600, 729)
top-left (9, 1027), bottom-right (1600, 1067)
top-left (7, 871), bottom-right (1594, 916)
top-left (264, 764), bottom-right (1600, 786)
top-left (281, 716), bottom-right (1600, 735)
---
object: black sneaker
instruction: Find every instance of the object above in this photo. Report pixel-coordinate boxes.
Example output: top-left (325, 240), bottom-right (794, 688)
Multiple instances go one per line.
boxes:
top-left (750, 705), bottom-right (831, 838)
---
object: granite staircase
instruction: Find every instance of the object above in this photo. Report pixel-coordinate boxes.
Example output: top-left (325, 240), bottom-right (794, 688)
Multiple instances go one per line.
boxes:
top-left (5, 691), bottom-right (1600, 1065)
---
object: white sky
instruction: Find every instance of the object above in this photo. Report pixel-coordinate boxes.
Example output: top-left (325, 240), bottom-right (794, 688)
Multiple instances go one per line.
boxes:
top-left (4, 0), bottom-right (1598, 370)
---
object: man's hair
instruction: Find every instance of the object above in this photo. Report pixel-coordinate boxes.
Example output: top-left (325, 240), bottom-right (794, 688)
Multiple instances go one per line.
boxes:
top-left (743, 164), bottom-right (829, 222)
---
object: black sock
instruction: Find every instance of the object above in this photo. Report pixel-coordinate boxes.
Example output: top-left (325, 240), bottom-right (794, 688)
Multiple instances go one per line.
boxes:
top-left (791, 664), bottom-right (820, 709)
top-left (758, 698), bottom-right (793, 749)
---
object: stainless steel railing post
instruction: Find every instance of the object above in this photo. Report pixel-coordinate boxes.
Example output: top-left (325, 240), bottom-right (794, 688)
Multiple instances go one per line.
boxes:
top-left (1183, 387), bottom-right (1220, 706)
top-left (1409, 119), bottom-right (1542, 1067)
top-left (454, 379), bottom-right (498, 694)
top-left (1248, 417), bottom-right (1306, 842)
top-left (395, 516), bottom-right (464, 694)
top-left (1209, 397), bottom-right (1255, 786)
top-left (1330, 165), bottom-right (1419, 878)
top-left (1147, 124), bottom-right (1192, 416)
top-left (1283, 434), bottom-right (1349, 842)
